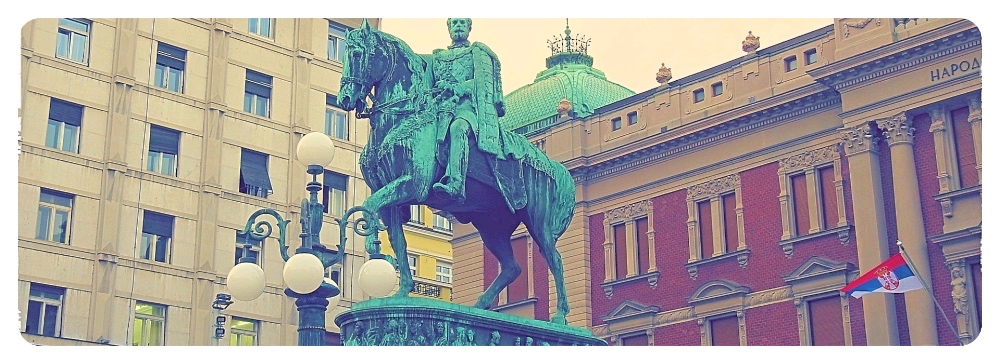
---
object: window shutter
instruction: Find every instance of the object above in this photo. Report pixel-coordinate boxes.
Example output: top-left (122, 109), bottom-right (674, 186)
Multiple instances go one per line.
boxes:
top-left (326, 93), bottom-right (338, 106)
top-left (613, 223), bottom-right (627, 279)
top-left (819, 166), bottom-right (838, 229)
top-left (156, 43), bottom-right (186, 70)
top-left (698, 200), bottom-right (713, 259)
top-left (723, 193), bottom-right (739, 253)
top-left (240, 149), bottom-right (273, 191)
top-left (952, 107), bottom-right (978, 187)
top-left (635, 217), bottom-right (649, 274)
top-left (245, 70), bottom-right (272, 98)
top-left (621, 334), bottom-right (648, 346)
top-left (49, 99), bottom-right (83, 126)
top-left (149, 125), bottom-right (180, 155)
top-left (808, 296), bottom-right (845, 345)
top-left (791, 174), bottom-right (810, 236)
top-left (324, 171), bottom-right (348, 191)
top-left (142, 210), bottom-right (174, 238)
top-left (508, 236), bottom-right (529, 302)
top-left (710, 315), bottom-right (740, 346)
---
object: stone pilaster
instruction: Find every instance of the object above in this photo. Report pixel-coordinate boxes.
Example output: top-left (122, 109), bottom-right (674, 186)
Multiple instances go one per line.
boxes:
top-left (967, 95), bottom-right (982, 184)
top-left (877, 113), bottom-right (939, 345)
top-left (947, 259), bottom-right (974, 345)
top-left (840, 122), bottom-right (899, 345)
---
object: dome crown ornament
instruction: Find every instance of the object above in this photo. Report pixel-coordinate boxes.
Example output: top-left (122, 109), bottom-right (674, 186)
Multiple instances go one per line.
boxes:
top-left (557, 97), bottom-right (573, 117)
top-left (742, 31), bottom-right (760, 53)
top-left (656, 63), bottom-right (672, 85)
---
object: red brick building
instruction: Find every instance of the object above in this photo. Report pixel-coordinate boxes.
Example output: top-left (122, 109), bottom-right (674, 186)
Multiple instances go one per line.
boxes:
top-left (451, 18), bottom-right (982, 346)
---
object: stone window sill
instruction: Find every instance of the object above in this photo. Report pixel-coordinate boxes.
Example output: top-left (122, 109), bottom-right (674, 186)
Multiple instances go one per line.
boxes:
top-left (778, 225), bottom-right (851, 257)
top-left (685, 249), bottom-right (751, 279)
top-left (934, 184), bottom-right (981, 218)
top-left (600, 271), bottom-right (661, 297)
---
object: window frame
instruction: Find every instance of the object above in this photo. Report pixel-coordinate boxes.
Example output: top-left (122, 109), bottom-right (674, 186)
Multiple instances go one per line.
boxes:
top-left (435, 261), bottom-right (452, 284)
top-left (325, 103), bottom-right (350, 141)
top-left (693, 88), bottom-right (705, 103)
top-left (777, 144), bottom-right (849, 257)
top-left (146, 125), bottom-right (180, 177)
top-left (239, 148), bottom-right (273, 198)
top-left (55, 18), bottom-right (91, 64)
top-left (243, 70), bottom-right (272, 118)
top-left (688, 280), bottom-right (749, 346)
top-left (323, 170), bottom-right (348, 216)
top-left (408, 205), bottom-right (424, 224)
top-left (600, 200), bottom-right (658, 296)
top-left (408, 254), bottom-right (418, 278)
top-left (627, 111), bottom-right (638, 126)
top-left (46, 99), bottom-right (83, 153)
top-left (804, 48), bottom-right (818, 65)
top-left (24, 283), bottom-right (65, 337)
top-left (248, 18), bottom-right (274, 39)
top-left (782, 257), bottom-right (854, 346)
top-left (36, 188), bottom-right (74, 245)
top-left (685, 174), bottom-right (747, 278)
top-left (235, 231), bottom-right (262, 267)
top-left (611, 117), bottom-right (622, 131)
top-left (712, 82), bottom-right (724, 97)
top-left (133, 301), bottom-right (167, 346)
top-left (432, 213), bottom-right (452, 232)
top-left (230, 317), bottom-right (259, 346)
top-left (140, 210), bottom-right (174, 264)
top-left (328, 21), bottom-right (351, 62)
top-left (153, 42), bottom-right (186, 93)
top-left (784, 56), bottom-right (798, 72)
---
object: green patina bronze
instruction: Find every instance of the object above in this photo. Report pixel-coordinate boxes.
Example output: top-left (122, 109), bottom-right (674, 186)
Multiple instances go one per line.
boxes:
top-left (336, 19), bottom-right (578, 326)
top-left (335, 297), bottom-right (605, 346)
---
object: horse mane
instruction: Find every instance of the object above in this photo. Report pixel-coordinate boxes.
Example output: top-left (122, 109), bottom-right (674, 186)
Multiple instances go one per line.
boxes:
top-left (373, 30), bottom-right (430, 91)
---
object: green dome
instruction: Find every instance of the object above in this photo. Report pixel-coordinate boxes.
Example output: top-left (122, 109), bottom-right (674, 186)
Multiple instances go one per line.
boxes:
top-left (500, 46), bottom-right (635, 133)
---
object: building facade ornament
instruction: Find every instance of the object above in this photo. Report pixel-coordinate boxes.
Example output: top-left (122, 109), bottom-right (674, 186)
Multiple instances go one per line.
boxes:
top-left (840, 122), bottom-right (878, 155)
top-left (604, 200), bottom-right (653, 224)
top-left (842, 18), bottom-right (880, 38)
top-left (778, 145), bottom-right (841, 173)
top-left (687, 174), bottom-right (741, 201)
top-left (557, 97), bottom-right (573, 118)
top-left (877, 112), bottom-right (915, 145)
top-left (656, 63), bottom-right (672, 84)
top-left (742, 31), bottom-right (760, 53)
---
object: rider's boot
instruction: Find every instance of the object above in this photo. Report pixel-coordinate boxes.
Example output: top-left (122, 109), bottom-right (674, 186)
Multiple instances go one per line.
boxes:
top-left (433, 123), bottom-right (469, 203)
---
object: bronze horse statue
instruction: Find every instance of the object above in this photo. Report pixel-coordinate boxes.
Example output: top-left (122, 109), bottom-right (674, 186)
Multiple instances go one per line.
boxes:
top-left (336, 21), bottom-right (576, 324)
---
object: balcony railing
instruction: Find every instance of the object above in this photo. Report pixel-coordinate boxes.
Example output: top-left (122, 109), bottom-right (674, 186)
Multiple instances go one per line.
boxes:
top-left (410, 281), bottom-right (442, 298)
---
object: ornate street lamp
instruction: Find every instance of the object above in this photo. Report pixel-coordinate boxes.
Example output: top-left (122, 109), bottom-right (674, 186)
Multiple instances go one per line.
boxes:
top-left (225, 132), bottom-right (392, 346)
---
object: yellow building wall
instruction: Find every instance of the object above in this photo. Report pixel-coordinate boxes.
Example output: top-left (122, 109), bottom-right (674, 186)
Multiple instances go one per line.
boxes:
top-left (378, 206), bottom-right (454, 301)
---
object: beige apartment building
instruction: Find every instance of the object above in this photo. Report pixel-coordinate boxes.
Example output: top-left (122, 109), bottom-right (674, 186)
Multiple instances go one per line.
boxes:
top-left (16, 17), bottom-right (454, 346)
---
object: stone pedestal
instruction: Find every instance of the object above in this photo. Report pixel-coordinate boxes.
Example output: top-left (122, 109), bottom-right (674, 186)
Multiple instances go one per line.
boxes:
top-left (335, 297), bottom-right (606, 346)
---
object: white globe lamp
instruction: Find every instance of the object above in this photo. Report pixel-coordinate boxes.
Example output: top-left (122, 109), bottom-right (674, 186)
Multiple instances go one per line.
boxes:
top-left (296, 132), bottom-right (336, 167)
top-left (358, 258), bottom-right (397, 298)
top-left (227, 262), bottom-right (266, 301)
top-left (283, 253), bottom-right (325, 294)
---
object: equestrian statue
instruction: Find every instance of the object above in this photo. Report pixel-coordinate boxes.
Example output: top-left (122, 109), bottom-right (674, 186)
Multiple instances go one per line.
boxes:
top-left (336, 18), bottom-right (576, 324)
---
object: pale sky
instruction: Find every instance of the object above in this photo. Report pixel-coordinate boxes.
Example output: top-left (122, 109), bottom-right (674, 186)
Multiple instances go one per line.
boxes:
top-left (381, 18), bottom-right (833, 94)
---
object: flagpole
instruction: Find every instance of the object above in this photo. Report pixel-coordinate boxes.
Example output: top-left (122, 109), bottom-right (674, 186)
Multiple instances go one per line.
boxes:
top-left (896, 241), bottom-right (963, 345)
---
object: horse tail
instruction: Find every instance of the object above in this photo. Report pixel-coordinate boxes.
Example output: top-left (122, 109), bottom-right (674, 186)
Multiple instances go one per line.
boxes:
top-left (547, 162), bottom-right (576, 241)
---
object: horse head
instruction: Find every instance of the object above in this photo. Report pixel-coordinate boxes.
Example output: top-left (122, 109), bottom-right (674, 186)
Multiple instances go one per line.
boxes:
top-left (337, 19), bottom-right (384, 115)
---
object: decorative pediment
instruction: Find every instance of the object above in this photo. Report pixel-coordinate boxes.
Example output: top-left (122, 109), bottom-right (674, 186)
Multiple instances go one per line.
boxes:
top-left (600, 300), bottom-right (661, 323)
top-left (686, 280), bottom-right (750, 305)
top-left (778, 145), bottom-right (841, 173)
top-left (782, 256), bottom-right (852, 285)
top-left (603, 200), bottom-right (652, 224)
top-left (687, 174), bottom-right (741, 201)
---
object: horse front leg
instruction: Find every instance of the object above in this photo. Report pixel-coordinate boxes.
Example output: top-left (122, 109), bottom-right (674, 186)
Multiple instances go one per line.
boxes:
top-left (362, 175), bottom-right (417, 292)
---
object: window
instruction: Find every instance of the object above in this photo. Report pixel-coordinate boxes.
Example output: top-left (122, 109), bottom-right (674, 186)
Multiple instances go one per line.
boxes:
top-left (248, 18), bottom-right (273, 38)
top-left (620, 333), bottom-right (648, 346)
top-left (408, 255), bottom-right (418, 278)
top-left (141, 211), bottom-right (173, 263)
top-left (951, 107), bottom-right (979, 188)
top-left (244, 70), bottom-right (272, 117)
top-left (600, 200), bottom-right (658, 295)
top-left (506, 237), bottom-right (528, 302)
top-left (46, 98), bottom-right (83, 153)
top-left (433, 213), bottom-right (452, 231)
top-left (712, 82), bottom-right (723, 97)
top-left (807, 295), bottom-right (845, 345)
top-left (328, 21), bottom-right (350, 62)
top-left (693, 88), bottom-right (705, 103)
top-left (709, 315), bottom-right (740, 346)
top-left (409, 205), bottom-right (423, 224)
top-left (239, 148), bottom-right (272, 198)
top-left (230, 317), bottom-right (258, 346)
top-left (325, 94), bottom-right (349, 140)
top-left (147, 125), bottom-right (180, 176)
top-left (55, 18), bottom-right (90, 64)
top-left (154, 43), bottom-right (186, 92)
top-left (24, 283), bottom-right (64, 337)
top-left (435, 262), bottom-right (452, 284)
top-left (611, 117), bottom-right (622, 131)
top-left (36, 189), bottom-right (73, 244)
top-left (133, 302), bottom-right (166, 346)
top-left (613, 223), bottom-right (627, 279)
top-left (785, 56), bottom-right (798, 72)
top-left (805, 48), bottom-right (818, 65)
top-left (777, 145), bottom-right (848, 256)
top-left (235, 231), bottom-right (261, 266)
top-left (685, 174), bottom-right (747, 278)
top-left (323, 170), bottom-right (347, 215)
top-left (627, 112), bottom-right (638, 126)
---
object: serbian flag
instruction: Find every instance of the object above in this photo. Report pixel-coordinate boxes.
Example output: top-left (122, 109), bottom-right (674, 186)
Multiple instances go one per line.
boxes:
top-left (841, 253), bottom-right (923, 298)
